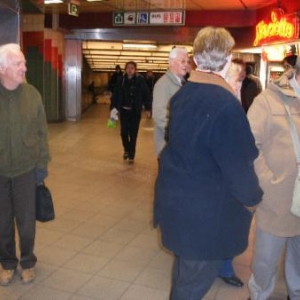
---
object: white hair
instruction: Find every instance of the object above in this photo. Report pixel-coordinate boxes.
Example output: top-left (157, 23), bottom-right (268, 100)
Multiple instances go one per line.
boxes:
top-left (169, 47), bottom-right (188, 62)
top-left (0, 43), bottom-right (22, 69)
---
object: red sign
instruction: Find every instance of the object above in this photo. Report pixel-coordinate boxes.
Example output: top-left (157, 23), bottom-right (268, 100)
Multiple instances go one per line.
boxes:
top-left (253, 8), bottom-right (299, 46)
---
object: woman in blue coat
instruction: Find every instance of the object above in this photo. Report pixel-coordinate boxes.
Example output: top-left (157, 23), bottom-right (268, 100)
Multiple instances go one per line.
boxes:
top-left (153, 27), bottom-right (263, 300)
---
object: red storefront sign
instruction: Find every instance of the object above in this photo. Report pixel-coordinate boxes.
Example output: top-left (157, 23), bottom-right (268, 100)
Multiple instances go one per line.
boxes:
top-left (253, 8), bottom-right (299, 46)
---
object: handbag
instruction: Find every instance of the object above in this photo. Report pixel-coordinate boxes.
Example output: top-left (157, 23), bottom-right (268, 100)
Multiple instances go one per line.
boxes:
top-left (36, 182), bottom-right (55, 222)
top-left (283, 102), bottom-right (300, 218)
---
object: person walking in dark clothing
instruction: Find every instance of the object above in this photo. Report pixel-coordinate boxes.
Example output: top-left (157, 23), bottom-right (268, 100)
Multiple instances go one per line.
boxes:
top-left (241, 65), bottom-right (262, 113)
top-left (108, 65), bottom-right (123, 109)
top-left (111, 61), bottom-right (151, 163)
top-left (108, 64), bottom-right (123, 93)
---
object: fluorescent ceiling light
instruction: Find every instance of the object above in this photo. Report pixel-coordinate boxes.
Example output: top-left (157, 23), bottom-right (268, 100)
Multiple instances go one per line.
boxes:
top-left (123, 44), bottom-right (157, 49)
top-left (44, 0), bottom-right (63, 3)
top-left (236, 47), bottom-right (262, 54)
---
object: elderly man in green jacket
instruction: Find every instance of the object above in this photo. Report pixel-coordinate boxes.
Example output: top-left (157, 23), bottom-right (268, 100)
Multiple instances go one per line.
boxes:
top-left (0, 43), bottom-right (50, 286)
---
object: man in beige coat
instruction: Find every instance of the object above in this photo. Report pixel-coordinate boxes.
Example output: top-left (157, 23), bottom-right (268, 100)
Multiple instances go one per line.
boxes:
top-left (247, 58), bottom-right (300, 300)
top-left (152, 47), bottom-right (189, 157)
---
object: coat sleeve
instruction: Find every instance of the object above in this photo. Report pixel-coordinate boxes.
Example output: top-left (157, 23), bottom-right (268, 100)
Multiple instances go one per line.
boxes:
top-left (36, 95), bottom-right (51, 169)
top-left (210, 100), bottom-right (263, 207)
top-left (152, 80), bottom-right (170, 130)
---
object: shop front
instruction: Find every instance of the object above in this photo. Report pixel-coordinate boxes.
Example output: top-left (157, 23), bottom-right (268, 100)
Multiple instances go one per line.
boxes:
top-left (253, 8), bottom-right (300, 88)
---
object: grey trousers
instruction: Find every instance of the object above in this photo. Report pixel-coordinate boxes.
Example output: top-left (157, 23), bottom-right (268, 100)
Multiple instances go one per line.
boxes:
top-left (0, 170), bottom-right (37, 270)
top-left (248, 226), bottom-right (300, 300)
top-left (170, 255), bottom-right (222, 300)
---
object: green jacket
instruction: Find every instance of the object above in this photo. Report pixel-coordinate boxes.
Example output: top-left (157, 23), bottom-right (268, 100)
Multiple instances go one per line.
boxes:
top-left (0, 83), bottom-right (50, 177)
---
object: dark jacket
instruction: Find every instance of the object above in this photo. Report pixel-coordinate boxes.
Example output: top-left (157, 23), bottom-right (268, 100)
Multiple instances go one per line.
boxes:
top-left (153, 70), bottom-right (263, 260)
top-left (241, 75), bottom-right (262, 113)
top-left (0, 83), bottom-right (50, 177)
top-left (108, 70), bottom-right (123, 93)
top-left (111, 73), bottom-right (151, 112)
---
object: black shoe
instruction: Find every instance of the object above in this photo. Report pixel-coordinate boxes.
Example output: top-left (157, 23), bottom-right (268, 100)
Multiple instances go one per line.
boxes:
top-left (219, 275), bottom-right (244, 287)
top-left (287, 296), bottom-right (290, 300)
top-left (123, 152), bottom-right (129, 160)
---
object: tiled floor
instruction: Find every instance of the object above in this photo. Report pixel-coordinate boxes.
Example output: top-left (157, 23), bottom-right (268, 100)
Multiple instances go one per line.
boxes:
top-left (0, 101), bottom-right (288, 300)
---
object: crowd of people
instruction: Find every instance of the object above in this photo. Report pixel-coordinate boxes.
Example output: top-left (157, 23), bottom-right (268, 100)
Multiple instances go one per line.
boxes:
top-left (105, 28), bottom-right (300, 299)
top-left (1, 26), bottom-right (299, 300)
top-left (152, 28), bottom-right (300, 300)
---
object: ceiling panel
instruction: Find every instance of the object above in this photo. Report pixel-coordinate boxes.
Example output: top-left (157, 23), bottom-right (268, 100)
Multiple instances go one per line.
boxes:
top-left (42, 0), bottom-right (278, 72)
top-left (82, 40), bottom-right (193, 72)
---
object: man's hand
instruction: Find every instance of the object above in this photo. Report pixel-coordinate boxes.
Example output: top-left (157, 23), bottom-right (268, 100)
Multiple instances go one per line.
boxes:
top-left (110, 108), bottom-right (119, 121)
top-left (35, 169), bottom-right (48, 185)
top-left (146, 111), bottom-right (152, 119)
top-left (245, 205), bottom-right (258, 213)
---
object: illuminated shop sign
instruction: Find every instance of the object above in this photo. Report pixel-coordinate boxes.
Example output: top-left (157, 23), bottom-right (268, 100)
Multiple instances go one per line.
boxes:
top-left (253, 9), bottom-right (299, 46)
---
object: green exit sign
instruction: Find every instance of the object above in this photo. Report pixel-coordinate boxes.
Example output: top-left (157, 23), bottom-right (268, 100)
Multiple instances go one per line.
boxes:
top-left (68, 3), bottom-right (79, 17)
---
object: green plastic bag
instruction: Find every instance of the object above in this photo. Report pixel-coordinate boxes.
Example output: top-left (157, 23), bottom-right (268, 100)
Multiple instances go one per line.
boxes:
top-left (107, 118), bottom-right (117, 128)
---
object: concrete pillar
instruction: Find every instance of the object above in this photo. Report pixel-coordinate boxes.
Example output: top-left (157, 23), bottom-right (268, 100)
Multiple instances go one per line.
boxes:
top-left (65, 39), bottom-right (82, 121)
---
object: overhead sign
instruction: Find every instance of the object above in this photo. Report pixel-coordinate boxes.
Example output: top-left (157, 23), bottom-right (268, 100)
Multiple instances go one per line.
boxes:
top-left (68, 3), bottom-right (79, 17)
top-left (113, 11), bottom-right (185, 26)
top-left (253, 8), bottom-right (299, 46)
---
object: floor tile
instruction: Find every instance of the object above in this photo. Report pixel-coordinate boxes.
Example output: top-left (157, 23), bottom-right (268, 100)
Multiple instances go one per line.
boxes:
top-left (63, 253), bottom-right (108, 275)
top-left (37, 245), bottom-right (77, 267)
top-left (119, 284), bottom-right (169, 300)
top-left (114, 246), bottom-right (158, 267)
top-left (77, 276), bottom-right (130, 299)
top-left (19, 285), bottom-right (72, 300)
top-left (41, 268), bottom-right (92, 293)
top-left (97, 259), bottom-right (144, 282)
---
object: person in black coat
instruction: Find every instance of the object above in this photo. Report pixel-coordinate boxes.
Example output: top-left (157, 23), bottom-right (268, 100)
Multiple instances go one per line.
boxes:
top-left (241, 65), bottom-right (262, 113)
top-left (153, 27), bottom-right (263, 300)
top-left (111, 61), bottom-right (151, 163)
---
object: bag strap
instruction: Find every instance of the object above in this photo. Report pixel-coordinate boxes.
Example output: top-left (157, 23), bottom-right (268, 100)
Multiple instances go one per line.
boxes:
top-left (283, 102), bottom-right (300, 166)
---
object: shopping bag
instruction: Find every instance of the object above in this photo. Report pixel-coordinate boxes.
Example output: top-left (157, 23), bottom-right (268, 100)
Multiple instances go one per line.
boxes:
top-left (107, 118), bottom-right (117, 128)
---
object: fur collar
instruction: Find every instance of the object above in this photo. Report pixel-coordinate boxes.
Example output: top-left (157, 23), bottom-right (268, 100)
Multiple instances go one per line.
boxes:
top-left (188, 70), bottom-right (234, 94)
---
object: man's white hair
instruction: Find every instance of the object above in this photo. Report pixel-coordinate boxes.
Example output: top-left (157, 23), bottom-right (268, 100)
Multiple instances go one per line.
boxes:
top-left (169, 47), bottom-right (188, 62)
top-left (0, 43), bottom-right (22, 69)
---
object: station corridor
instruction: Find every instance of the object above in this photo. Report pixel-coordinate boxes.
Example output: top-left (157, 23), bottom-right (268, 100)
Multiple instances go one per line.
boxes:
top-left (0, 101), bottom-right (288, 300)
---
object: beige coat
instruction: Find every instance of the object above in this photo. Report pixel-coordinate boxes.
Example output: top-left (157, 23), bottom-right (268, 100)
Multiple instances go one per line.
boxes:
top-left (152, 70), bottom-right (182, 156)
top-left (248, 70), bottom-right (300, 236)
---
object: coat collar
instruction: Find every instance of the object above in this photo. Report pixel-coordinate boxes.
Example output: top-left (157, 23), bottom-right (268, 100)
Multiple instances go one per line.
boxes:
top-left (188, 70), bottom-right (234, 94)
top-left (166, 70), bottom-right (182, 87)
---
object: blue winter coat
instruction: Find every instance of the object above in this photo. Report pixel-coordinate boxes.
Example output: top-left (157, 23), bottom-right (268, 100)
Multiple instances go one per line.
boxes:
top-left (153, 70), bottom-right (263, 260)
